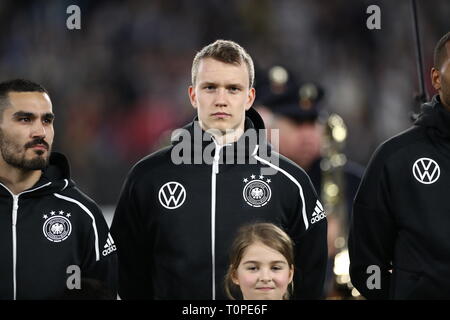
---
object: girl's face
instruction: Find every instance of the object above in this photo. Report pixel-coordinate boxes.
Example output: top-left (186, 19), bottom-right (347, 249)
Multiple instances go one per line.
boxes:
top-left (232, 241), bottom-right (293, 300)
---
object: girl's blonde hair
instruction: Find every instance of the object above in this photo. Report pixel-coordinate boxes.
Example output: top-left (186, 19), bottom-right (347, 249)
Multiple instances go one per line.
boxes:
top-left (224, 222), bottom-right (295, 300)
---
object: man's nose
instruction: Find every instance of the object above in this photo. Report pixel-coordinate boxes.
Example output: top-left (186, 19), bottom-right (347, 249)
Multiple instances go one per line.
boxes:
top-left (31, 122), bottom-right (46, 138)
top-left (214, 88), bottom-right (227, 107)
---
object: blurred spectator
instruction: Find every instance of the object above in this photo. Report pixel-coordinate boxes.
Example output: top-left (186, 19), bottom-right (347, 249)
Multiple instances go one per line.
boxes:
top-left (254, 65), bottom-right (364, 299)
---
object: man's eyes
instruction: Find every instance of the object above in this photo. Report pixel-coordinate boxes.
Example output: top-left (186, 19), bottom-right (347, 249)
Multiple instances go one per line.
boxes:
top-left (17, 117), bottom-right (53, 124)
top-left (202, 86), bottom-right (241, 92)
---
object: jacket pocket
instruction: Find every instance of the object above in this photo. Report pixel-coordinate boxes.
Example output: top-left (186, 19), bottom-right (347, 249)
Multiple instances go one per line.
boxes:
top-left (392, 268), bottom-right (424, 299)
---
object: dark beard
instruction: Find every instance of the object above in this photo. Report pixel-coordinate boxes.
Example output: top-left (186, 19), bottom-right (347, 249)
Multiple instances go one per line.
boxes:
top-left (0, 132), bottom-right (50, 170)
top-left (2, 151), bottom-right (49, 170)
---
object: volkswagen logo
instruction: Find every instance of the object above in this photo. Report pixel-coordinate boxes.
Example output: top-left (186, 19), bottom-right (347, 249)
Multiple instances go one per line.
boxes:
top-left (158, 181), bottom-right (187, 209)
top-left (412, 158), bottom-right (440, 184)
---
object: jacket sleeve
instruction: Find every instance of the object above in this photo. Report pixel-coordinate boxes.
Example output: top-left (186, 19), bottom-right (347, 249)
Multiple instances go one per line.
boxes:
top-left (110, 170), bottom-right (154, 299)
top-left (76, 203), bottom-right (118, 300)
top-left (289, 174), bottom-right (328, 300)
top-left (348, 145), bottom-right (396, 299)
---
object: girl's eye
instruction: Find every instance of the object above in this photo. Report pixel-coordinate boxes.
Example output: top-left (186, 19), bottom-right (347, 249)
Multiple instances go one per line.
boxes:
top-left (272, 266), bottom-right (282, 271)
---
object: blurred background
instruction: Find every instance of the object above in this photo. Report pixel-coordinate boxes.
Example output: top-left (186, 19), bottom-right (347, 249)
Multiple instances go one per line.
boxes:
top-left (0, 0), bottom-right (448, 217)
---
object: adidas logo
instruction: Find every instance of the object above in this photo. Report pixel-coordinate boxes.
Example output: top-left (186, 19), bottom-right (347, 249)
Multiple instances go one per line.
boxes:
top-left (102, 233), bottom-right (117, 257)
top-left (310, 200), bottom-right (326, 224)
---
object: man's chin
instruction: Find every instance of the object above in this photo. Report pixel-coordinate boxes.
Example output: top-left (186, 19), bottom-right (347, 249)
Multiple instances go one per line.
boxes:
top-left (29, 148), bottom-right (48, 156)
top-left (22, 154), bottom-right (50, 170)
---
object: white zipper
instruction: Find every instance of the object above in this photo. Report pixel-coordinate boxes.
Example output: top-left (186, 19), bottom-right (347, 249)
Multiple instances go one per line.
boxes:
top-left (12, 195), bottom-right (18, 301)
top-left (210, 139), bottom-right (224, 300)
top-left (0, 182), bottom-right (52, 300)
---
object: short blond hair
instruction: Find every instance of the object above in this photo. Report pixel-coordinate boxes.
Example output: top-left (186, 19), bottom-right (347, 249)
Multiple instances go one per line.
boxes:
top-left (191, 39), bottom-right (255, 88)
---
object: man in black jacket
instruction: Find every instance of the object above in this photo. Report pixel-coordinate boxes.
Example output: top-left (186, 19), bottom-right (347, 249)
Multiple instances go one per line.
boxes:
top-left (111, 40), bottom-right (328, 300)
top-left (349, 31), bottom-right (450, 299)
top-left (0, 79), bottom-right (117, 299)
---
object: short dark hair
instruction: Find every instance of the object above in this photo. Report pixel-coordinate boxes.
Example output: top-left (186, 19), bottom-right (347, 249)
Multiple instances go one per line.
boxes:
top-left (434, 32), bottom-right (450, 69)
top-left (0, 79), bottom-right (48, 119)
top-left (191, 40), bottom-right (255, 88)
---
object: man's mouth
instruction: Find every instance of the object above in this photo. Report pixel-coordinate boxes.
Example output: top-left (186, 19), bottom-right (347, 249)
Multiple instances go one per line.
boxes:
top-left (25, 140), bottom-right (49, 151)
top-left (211, 112), bottom-right (231, 118)
top-left (30, 144), bottom-right (48, 150)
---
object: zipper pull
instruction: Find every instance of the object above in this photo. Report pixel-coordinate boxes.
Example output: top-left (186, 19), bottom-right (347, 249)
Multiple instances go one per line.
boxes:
top-left (213, 141), bottom-right (221, 174)
top-left (213, 155), bottom-right (220, 174)
top-left (12, 196), bottom-right (19, 226)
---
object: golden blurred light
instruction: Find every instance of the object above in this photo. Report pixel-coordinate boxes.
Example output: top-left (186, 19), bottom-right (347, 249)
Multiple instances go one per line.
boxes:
top-left (333, 249), bottom-right (350, 276)
top-left (269, 66), bottom-right (288, 85)
top-left (325, 182), bottom-right (339, 197)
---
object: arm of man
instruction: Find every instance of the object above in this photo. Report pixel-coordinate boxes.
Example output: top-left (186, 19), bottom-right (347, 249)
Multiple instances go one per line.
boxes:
top-left (288, 171), bottom-right (328, 300)
top-left (110, 170), bottom-right (154, 299)
top-left (80, 204), bottom-right (118, 299)
top-left (59, 190), bottom-right (118, 300)
top-left (348, 145), bottom-right (396, 300)
top-left (293, 217), bottom-right (328, 299)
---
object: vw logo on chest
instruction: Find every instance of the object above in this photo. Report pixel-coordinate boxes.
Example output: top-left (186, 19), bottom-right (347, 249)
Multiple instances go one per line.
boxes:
top-left (158, 181), bottom-right (187, 209)
top-left (412, 158), bottom-right (440, 184)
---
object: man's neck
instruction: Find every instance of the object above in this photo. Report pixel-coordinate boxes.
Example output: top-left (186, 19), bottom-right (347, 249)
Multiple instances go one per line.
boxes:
top-left (0, 165), bottom-right (42, 195)
top-left (439, 94), bottom-right (450, 112)
top-left (212, 128), bottom-right (245, 146)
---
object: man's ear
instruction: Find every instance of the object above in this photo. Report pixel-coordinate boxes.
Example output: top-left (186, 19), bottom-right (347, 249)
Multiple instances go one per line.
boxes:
top-left (188, 86), bottom-right (197, 109)
top-left (431, 67), bottom-right (441, 91)
top-left (245, 87), bottom-right (256, 111)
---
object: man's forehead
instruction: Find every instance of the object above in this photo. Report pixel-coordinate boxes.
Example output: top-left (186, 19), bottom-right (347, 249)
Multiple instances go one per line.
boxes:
top-left (7, 91), bottom-right (52, 112)
top-left (445, 41), bottom-right (450, 57)
top-left (197, 58), bottom-right (249, 85)
top-left (439, 42), bottom-right (450, 72)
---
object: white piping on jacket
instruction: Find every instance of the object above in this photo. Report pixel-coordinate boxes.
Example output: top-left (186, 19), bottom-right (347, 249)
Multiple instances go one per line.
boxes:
top-left (251, 145), bottom-right (310, 230)
top-left (53, 193), bottom-right (100, 261)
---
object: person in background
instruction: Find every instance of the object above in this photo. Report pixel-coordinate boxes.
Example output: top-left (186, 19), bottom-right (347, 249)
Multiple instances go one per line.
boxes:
top-left (254, 66), bottom-right (363, 298)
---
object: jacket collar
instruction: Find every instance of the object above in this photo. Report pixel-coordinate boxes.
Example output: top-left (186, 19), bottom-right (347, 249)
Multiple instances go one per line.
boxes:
top-left (171, 108), bottom-right (272, 164)
top-left (415, 95), bottom-right (450, 140)
top-left (0, 152), bottom-right (75, 197)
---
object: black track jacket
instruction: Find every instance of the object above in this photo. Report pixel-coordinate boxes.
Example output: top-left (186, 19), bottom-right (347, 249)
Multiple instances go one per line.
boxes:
top-left (349, 95), bottom-right (450, 299)
top-left (0, 152), bottom-right (117, 299)
top-left (111, 108), bottom-right (327, 300)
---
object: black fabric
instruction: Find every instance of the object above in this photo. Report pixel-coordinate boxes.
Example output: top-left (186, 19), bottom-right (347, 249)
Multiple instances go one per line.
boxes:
top-left (111, 107), bottom-right (328, 300)
top-left (349, 95), bottom-right (450, 299)
top-left (0, 152), bottom-right (117, 299)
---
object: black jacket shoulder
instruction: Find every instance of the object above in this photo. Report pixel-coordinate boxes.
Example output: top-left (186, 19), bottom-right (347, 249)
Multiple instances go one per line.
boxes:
top-left (372, 126), bottom-right (427, 163)
top-left (128, 146), bottom-right (173, 179)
